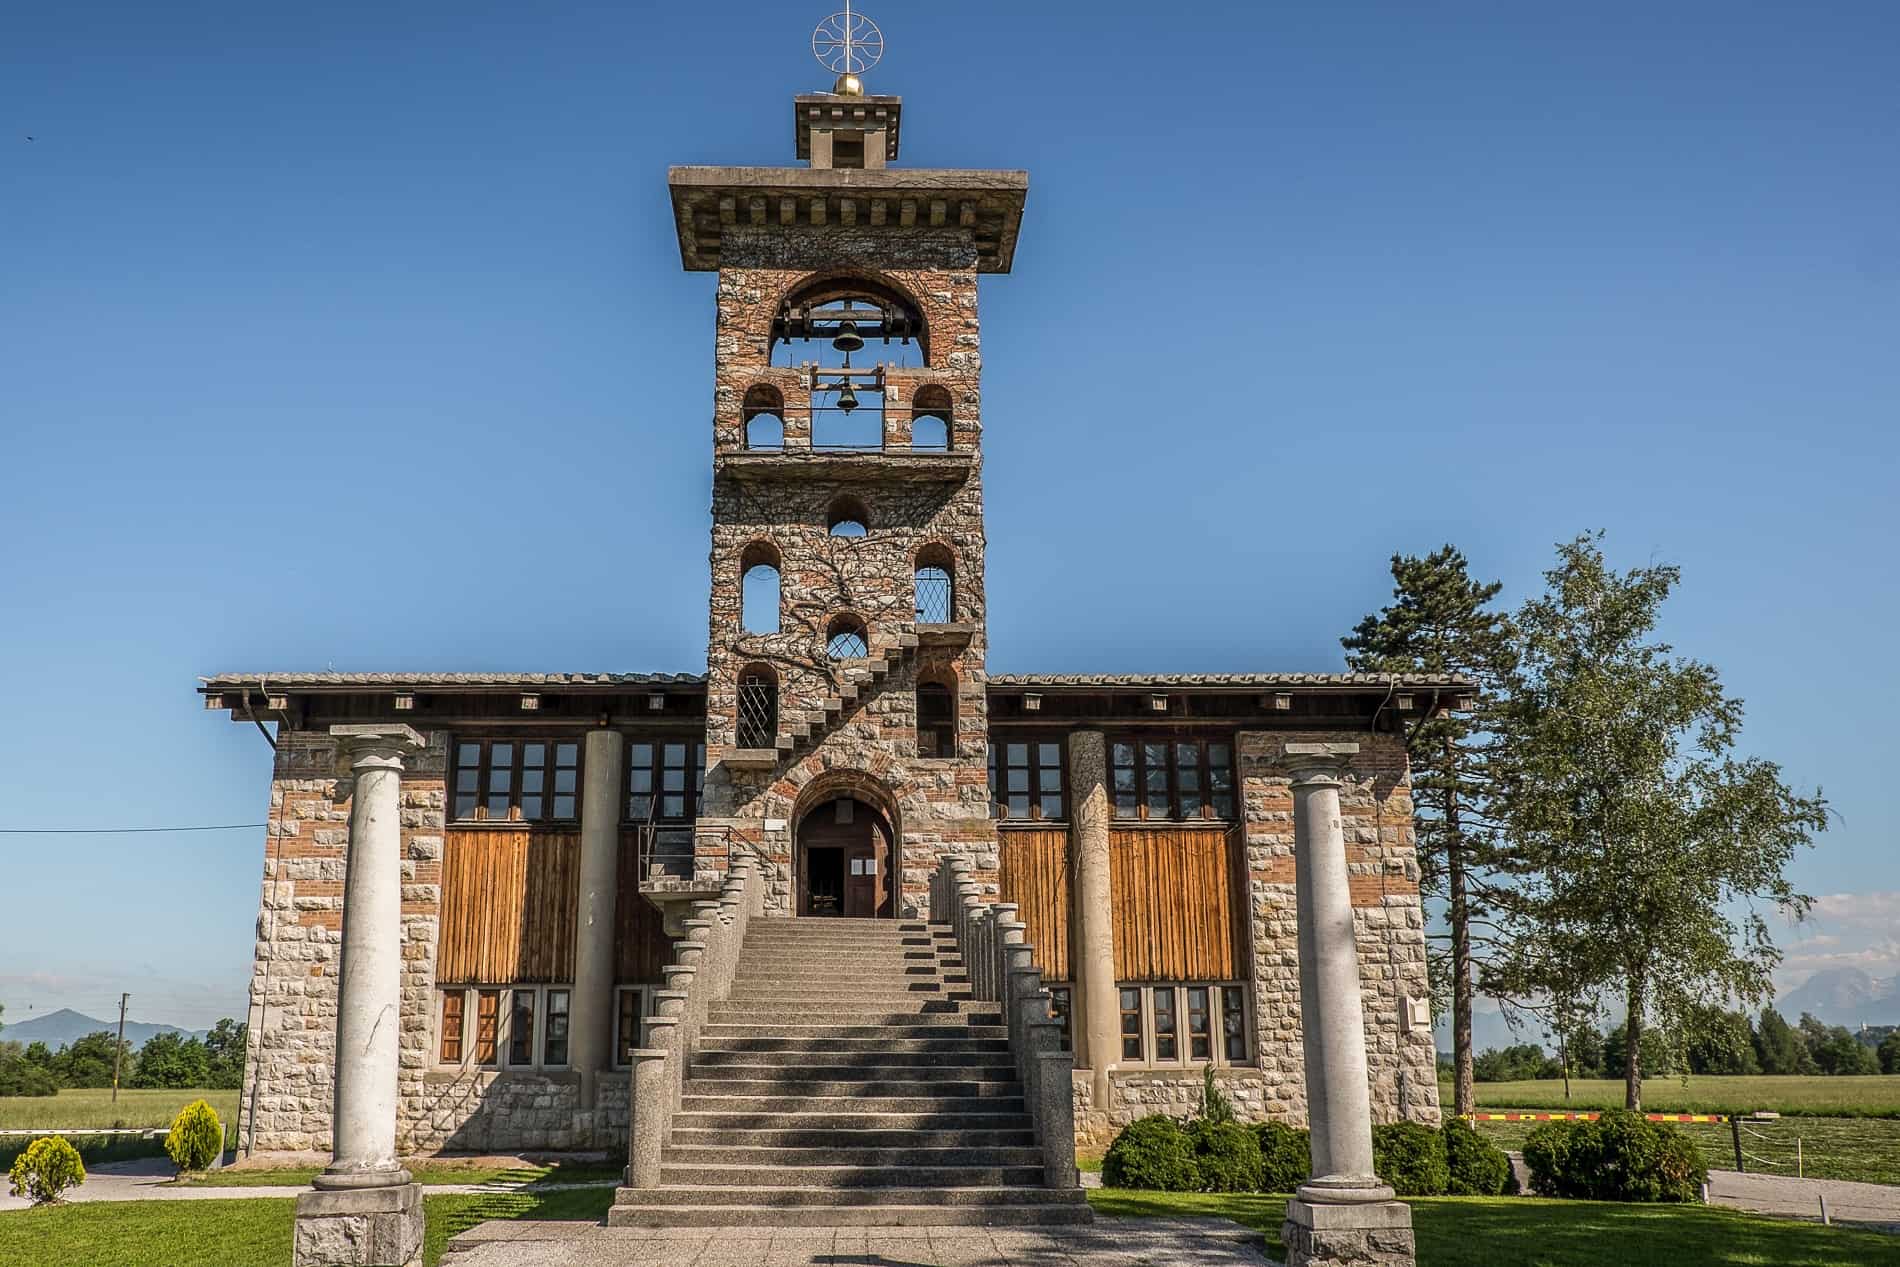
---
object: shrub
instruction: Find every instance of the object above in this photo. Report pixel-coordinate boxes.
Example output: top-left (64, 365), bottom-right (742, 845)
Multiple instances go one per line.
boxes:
top-left (1254, 1121), bottom-right (1312, 1193)
top-left (1198, 1065), bottom-right (1236, 1124)
top-left (8, 1137), bottom-right (85, 1205)
top-left (1372, 1121), bottom-right (1450, 1196)
top-left (1522, 1109), bottom-right (1706, 1203)
top-left (165, 1099), bottom-right (224, 1173)
top-left (1101, 1115), bottom-right (1199, 1191)
top-left (1443, 1117), bottom-right (1516, 1195)
top-left (1187, 1118), bottom-right (1263, 1192)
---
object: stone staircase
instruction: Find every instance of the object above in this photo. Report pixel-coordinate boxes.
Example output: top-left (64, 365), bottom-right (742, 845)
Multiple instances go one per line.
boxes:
top-left (772, 625), bottom-right (919, 760)
top-left (607, 916), bottom-right (1091, 1227)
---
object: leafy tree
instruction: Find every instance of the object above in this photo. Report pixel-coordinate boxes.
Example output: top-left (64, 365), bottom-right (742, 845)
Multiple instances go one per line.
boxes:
top-left (1491, 535), bottom-right (1827, 1109)
top-left (203, 1019), bottom-right (247, 1091)
top-left (1684, 1006), bottom-right (1760, 1075)
top-left (1879, 1031), bottom-right (1900, 1075)
top-left (130, 1032), bottom-right (210, 1090)
top-left (1343, 545), bottom-right (1517, 1117)
top-left (54, 1032), bottom-right (129, 1088)
top-left (1800, 1016), bottom-right (1879, 1076)
top-left (1754, 1007), bottom-right (1815, 1075)
top-left (1473, 1043), bottom-right (1560, 1082)
top-left (0, 1042), bottom-right (57, 1097)
top-left (1557, 1023), bottom-right (1605, 1081)
top-left (1601, 1020), bottom-right (1675, 1080)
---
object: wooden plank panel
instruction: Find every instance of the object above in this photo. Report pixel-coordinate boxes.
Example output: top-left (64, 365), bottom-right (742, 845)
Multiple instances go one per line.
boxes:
top-left (1110, 827), bottom-right (1243, 981)
top-left (615, 830), bottom-right (677, 984)
top-left (996, 828), bottom-right (1070, 982)
top-left (438, 828), bottom-right (580, 985)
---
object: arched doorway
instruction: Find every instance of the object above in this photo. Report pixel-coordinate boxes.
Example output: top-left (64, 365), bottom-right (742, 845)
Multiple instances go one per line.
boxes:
top-left (795, 795), bottom-right (895, 918)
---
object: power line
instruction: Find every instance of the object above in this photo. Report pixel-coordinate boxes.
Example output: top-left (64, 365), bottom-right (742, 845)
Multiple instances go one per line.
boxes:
top-left (0, 823), bottom-right (266, 835)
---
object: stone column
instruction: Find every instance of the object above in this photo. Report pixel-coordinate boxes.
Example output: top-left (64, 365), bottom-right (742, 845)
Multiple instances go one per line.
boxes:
top-left (1067, 730), bottom-right (1117, 1109)
top-left (295, 724), bottom-right (427, 1267)
top-left (1282, 742), bottom-right (1415, 1267)
top-left (570, 728), bottom-right (624, 1111)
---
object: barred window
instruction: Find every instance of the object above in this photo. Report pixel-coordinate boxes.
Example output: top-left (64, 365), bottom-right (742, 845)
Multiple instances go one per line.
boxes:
top-left (452, 739), bottom-right (581, 823)
top-left (1109, 738), bottom-right (1235, 821)
top-left (627, 739), bottom-right (706, 823)
top-left (987, 738), bottom-right (1065, 821)
top-left (736, 667), bottom-right (778, 750)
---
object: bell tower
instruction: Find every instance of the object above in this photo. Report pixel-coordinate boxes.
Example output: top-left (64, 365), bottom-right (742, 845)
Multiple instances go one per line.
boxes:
top-left (667, 15), bottom-right (1028, 917)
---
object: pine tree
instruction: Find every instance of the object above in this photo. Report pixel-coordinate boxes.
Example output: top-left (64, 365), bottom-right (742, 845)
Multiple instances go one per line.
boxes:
top-left (1343, 545), bottom-right (1517, 1117)
top-left (1492, 534), bottom-right (1827, 1109)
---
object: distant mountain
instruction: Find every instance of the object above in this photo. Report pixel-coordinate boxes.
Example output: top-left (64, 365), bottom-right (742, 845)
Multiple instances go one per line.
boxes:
top-left (1778, 968), bottom-right (1900, 1028)
top-left (0, 1008), bottom-right (204, 1051)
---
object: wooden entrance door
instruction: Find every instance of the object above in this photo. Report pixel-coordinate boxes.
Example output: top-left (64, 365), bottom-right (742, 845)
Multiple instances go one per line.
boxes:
top-left (798, 796), bottom-right (892, 918)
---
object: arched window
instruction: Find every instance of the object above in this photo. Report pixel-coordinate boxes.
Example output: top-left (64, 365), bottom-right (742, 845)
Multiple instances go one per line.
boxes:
top-left (826, 495), bottom-right (870, 538)
top-left (772, 277), bottom-right (928, 368)
top-left (743, 385), bottom-right (785, 450)
top-left (736, 665), bottom-right (778, 750)
top-left (917, 675), bottom-right (957, 758)
top-left (914, 544), bottom-right (955, 625)
top-left (740, 541), bottom-right (781, 635)
top-left (825, 615), bottom-right (869, 660)
top-left (911, 384), bottom-right (952, 451)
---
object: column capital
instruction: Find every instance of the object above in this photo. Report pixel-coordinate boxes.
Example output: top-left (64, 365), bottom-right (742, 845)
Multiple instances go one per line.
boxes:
top-left (329, 724), bottom-right (426, 773)
top-left (1282, 741), bottom-right (1359, 786)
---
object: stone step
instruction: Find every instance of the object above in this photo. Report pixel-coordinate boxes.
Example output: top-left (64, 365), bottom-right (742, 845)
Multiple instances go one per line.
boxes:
top-left (698, 1024), bottom-right (1009, 1040)
top-left (705, 1007), bottom-right (1005, 1025)
top-left (669, 1127), bottom-right (1037, 1148)
top-left (729, 962), bottom-right (942, 978)
top-left (693, 1050), bottom-right (1016, 1070)
top-left (686, 1071), bottom-right (1022, 1094)
top-left (697, 1036), bottom-right (1011, 1054)
top-left (674, 1109), bottom-right (1033, 1132)
top-left (607, 1195), bottom-right (1091, 1227)
top-left (659, 1163), bottom-right (1047, 1189)
top-left (662, 1145), bottom-right (1045, 1168)
top-left (679, 1094), bottom-right (1028, 1115)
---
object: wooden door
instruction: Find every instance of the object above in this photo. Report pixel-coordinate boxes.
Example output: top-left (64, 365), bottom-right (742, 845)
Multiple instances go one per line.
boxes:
top-left (844, 844), bottom-right (877, 916)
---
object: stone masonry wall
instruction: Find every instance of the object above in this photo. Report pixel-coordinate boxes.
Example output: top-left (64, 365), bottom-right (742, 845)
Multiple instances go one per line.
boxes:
top-left (699, 227), bottom-right (997, 913)
top-left (1070, 728), bottom-right (1440, 1151)
top-left (238, 729), bottom-right (447, 1155)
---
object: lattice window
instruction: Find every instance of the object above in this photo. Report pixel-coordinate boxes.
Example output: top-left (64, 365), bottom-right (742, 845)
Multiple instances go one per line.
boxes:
top-left (826, 616), bottom-right (869, 659)
top-left (736, 669), bottom-right (778, 749)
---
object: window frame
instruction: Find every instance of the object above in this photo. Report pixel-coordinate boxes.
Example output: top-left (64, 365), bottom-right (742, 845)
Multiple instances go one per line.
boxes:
top-left (987, 735), bottom-right (1068, 822)
top-left (434, 984), bottom-right (579, 1072)
top-left (1108, 736), bottom-right (1237, 822)
top-left (1111, 981), bottom-right (1253, 1069)
top-left (614, 986), bottom-right (652, 1069)
top-left (624, 737), bottom-right (708, 825)
top-left (450, 737), bottom-right (583, 826)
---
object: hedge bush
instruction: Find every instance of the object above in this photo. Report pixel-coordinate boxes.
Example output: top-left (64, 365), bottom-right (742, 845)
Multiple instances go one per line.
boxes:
top-left (1443, 1116), bottom-right (1516, 1195)
top-left (1371, 1121), bottom-right (1450, 1196)
top-left (1254, 1121), bottom-right (1312, 1193)
top-left (1523, 1109), bottom-right (1705, 1203)
top-left (1187, 1118), bottom-right (1263, 1192)
top-left (8, 1136), bottom-right (85, 1205)
top-left (165, 1098), bottom-right (224, 1173)
top-left (1102, 1115), bottom-right (1199, 1191)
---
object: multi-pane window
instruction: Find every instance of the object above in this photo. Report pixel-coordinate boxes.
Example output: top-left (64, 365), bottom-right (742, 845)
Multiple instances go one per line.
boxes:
top-left (615, 987), bottom-right (650, 1067)
top-left (452, 739), bottom-right (581, 823)
top-left (1109, 739), bottom-right (1235, 821)
top-left (988, 739), bottom-right (1066, 821)
top-left (1113, 983), bottom-right (1251, 1067)
top-left (1048, 986), bottom-right (1073, 1052)
top-left (627, 740), bottom-right (706, 823)
top-left (508, 990), bottom-right (536, 1066)
top-left (543, 990), bottom-right (570, 1066)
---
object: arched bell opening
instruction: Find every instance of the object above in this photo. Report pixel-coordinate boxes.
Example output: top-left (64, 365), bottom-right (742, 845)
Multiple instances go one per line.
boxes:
top-left (794, 794), bottom-right (896, 919)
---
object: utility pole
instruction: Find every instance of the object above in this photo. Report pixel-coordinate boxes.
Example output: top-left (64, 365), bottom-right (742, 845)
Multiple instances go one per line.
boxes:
top-left (111, 993), bottom-right (129, 1103)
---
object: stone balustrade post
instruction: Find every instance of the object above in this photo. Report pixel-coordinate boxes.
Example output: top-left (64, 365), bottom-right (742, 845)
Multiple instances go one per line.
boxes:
top-left (295, 724), bottom-right (427, 1267)
top-left (627, 1049), bottom-right (668, 1189)
top-left (1281, 742), bottom-right (1416, 1267)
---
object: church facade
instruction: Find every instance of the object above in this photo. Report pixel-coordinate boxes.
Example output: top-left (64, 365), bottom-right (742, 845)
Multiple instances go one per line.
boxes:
top-left (204, 75), bottom-right (1449, 1161)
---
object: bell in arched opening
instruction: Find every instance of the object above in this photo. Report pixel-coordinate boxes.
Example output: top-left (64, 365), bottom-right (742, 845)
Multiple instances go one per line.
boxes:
top-left (831, 318), bottom-right (865, 354)
top-left (834, 380), bottom-right (861, 413)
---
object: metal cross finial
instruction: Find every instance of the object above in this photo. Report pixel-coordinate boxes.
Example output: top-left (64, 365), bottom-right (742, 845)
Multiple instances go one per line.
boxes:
top-left (813, 2), bottom-right (884, 77)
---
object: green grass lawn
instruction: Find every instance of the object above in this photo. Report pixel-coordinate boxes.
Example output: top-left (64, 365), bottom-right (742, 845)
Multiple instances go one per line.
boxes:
top-left (0, 1187), bottom-right (616, 1267)
top-left (0, 1087), bottom-right (240, 1131)
top-left (1088, 1190), bottom-right (1900, 1266)
top-left (1452, 1075), bottom-right (1900, 1119)
top-left (1471, 1115), bottom-right (1900, 1188)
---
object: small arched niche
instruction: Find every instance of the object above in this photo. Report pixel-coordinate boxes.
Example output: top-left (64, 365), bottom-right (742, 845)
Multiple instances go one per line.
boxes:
top-left (826, 494), bottom-right (870, 538)
top-left (911, 384), bottom-right (953, 451)
top-left (739, 541), bottom-right (782, 635)
top-left (916, 672), bottom-right (957, 758)
top-left (743, 384), bottom-right (785, 450)
top-left (913, 543), bottom-right (956, 625)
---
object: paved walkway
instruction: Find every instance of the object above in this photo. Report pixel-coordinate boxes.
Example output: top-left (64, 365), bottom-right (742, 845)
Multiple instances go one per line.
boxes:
top-left (1708, 1169), bottom-right (1900, 1231)
top-left (442, 1219), bottom-right (1275, 1266)
top-left (0, 1157), bottom-right (569, 1212)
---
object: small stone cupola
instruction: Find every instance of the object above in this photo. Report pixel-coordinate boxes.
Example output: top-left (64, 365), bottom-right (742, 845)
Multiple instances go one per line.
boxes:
top-left (795, 87), bottom-right (902, 169)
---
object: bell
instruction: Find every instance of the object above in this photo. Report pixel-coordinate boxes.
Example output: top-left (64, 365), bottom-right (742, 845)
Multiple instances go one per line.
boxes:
top-left (835, 381), bottom-right (860, 414)
top-left (831, 320), bottom-right (865, 354)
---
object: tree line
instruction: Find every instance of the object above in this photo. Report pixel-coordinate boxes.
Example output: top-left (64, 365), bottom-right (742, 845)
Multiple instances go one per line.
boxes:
top-left (1344, 533), bottom-right (1830, 1112)
top-left (0, 1009), bottom-right (246, 1097)
top-left (1460, 1009), bottom-right (1900, 1083)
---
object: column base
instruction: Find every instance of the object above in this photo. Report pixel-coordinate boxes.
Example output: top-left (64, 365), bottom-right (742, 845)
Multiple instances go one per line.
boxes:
top-left (294, 1181), bottom-right (424, 1267)
top-left (1282, 1196), bottom-right (1415, 1267)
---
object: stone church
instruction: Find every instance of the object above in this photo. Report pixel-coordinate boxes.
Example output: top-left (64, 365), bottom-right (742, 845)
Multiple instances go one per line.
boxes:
top-left (203, 57), bottom-right (1448, 1227)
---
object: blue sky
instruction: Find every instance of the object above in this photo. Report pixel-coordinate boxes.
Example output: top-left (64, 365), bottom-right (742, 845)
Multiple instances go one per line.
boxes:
top-left (2, 2), bottom-right (1895, 1031)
